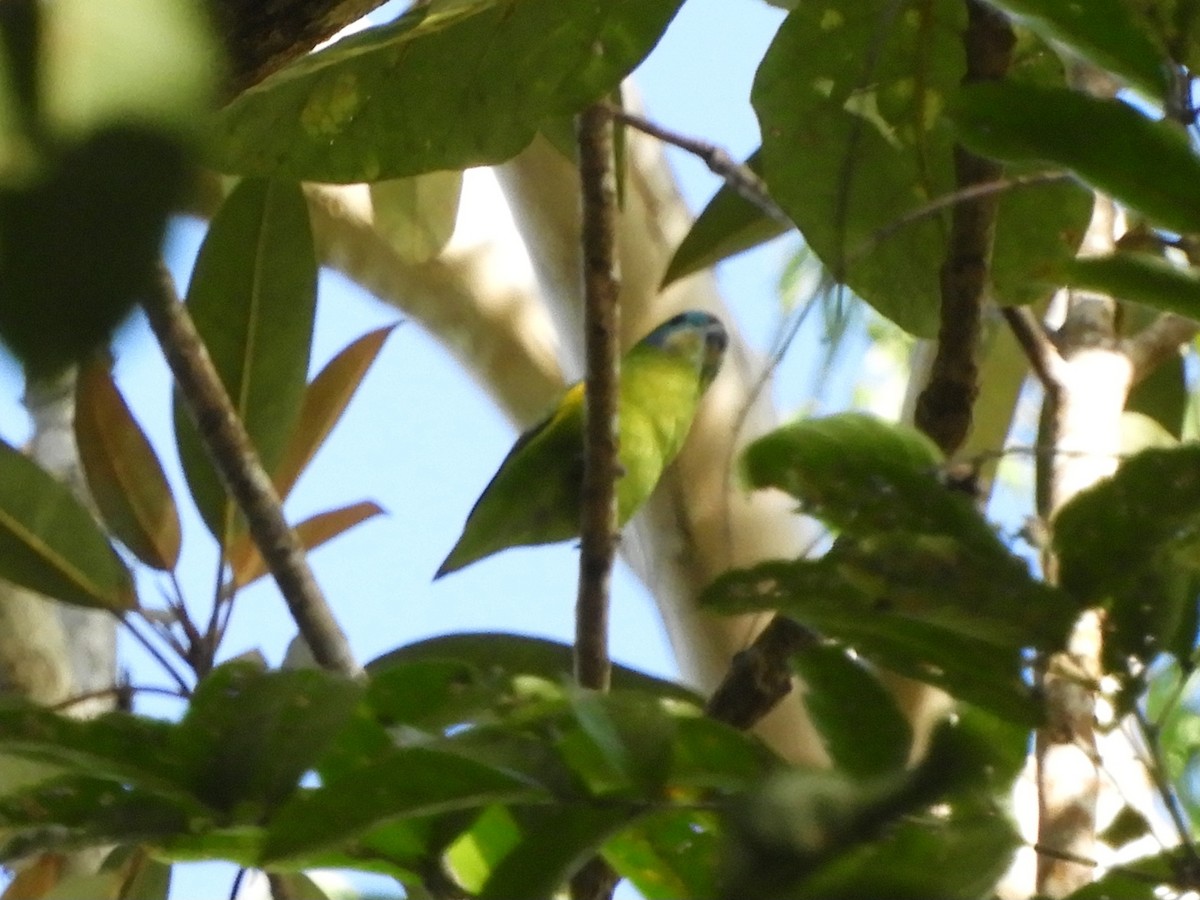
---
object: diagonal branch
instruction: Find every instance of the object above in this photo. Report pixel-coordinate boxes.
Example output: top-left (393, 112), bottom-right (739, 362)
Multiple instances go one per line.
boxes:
top-left (142, 265), bottom-right (361, 679)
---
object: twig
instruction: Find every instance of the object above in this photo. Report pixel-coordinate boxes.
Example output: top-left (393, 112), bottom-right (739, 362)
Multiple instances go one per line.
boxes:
top-left (1125, 313), bottom-right (1198, 383)
top-left (116, 613), bottom-right (191, 695)
top-left (857, 170), bottom-right (1070, 261)
top-left (1130, 705), bottom-right (1200, 866)
top-left (49, 682), bottom-right (187, 712)
top-left (602, 105), bottom-right (788, 224)
top-left (574, 104), bottom-right (621, 694)
top-left (913, 1), bottom-right (1015, 456)
top-left (1001, 306), bottom-right (1065, 390)
top-left (571, 101), bottom-right (622, 900)
top-left (141, 264), bottom-right (362, 680)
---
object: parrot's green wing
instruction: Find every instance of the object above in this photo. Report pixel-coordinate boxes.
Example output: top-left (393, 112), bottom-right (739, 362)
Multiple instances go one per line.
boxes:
top-left (435, 383), bottom-right (586, 578)
top-left (435, 311), bottom-right (727, 578)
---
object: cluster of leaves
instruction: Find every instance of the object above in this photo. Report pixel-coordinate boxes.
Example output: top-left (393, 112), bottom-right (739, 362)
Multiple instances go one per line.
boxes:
top-left (0, 631), bottom-right (1037, 900)
top-left (7, 0), bottom-right (1200, 897)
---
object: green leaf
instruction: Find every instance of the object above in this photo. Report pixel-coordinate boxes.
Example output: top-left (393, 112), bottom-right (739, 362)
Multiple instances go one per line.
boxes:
top-left (603, 808), bottom-right (721, 900)
top-left (210, 0), bottom-right (684, 182)
top-left (1054, 444), bottom-right (1200, 666)
top-left (0, 776), bottom-right (194, 861)
top-left (952, 82), bottom-right (1200, 234)
top-left (791, 644), bottom-right (912, 777)
top-left (370, 172), bottom-right (463, 264)
top-left (741, 413), bottom-right (994, 549)
top-left (173, 661), bottom-right (363, 817)
top-left (368, 633), bottom-right (702, 705)
top-left (0, 700), bottom-right (184, 794)
top-left (227, 500), bottom-right (384, 588)
top-left (475, 806), bottom-right (633, 900)
top-left (75, 358), bottom-right (182, 571)
top-left (273, 324), bottom-right (397, 500)
top-left (752, 1), bottom-right (1089, 335)
top-left (661, 149), bottom-right (790, 288)
top-left (0, 438), bottom-right (134, 610)
top-left (174, 178), bottom-right (317, 541)
top-left (1063, 253), bottom-right (1200, 322)
top-left (262, 747), bottom-right (547, 863)
top-left (985, 0), bottom-right (1170, 100)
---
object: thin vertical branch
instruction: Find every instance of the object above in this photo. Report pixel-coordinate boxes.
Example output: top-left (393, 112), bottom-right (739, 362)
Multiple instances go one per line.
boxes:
top-left (574, 103), bottom-right (621, 693)
top-left (142, 265), bottom-right (362, 680)
top-left (914, 0), bottom-right (1014, 455)
top-left (571, 102), bottom-right (621, 900)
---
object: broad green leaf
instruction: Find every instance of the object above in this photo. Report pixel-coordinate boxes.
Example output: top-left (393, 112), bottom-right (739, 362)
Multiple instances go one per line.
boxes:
top-left (370, 172), bottom-right (463, 264)
top-left (741, 413), bottom-right (1001, 551)
top-left (90, 846), bottom-right (172, 900)
top-left (1063, 852), bottom-right (1177, 899)
top-left (753, 1), bottom-right (1089, 335)
top-left (661, 149), bottom-right (790, 288)
top-left (211, 0), bottom-right (684, 182)
top-left (227, 500), bottom-right (384, 588)
top-left (1054, 444), bottom-right (1200, 667)
top-left (75, 358), bottom-right (181, 571)
top-left (273, 325), bottom-right (397, 499)
top-left (953, 82), bottom-right (1200, 234)
top-left (262, 747), bottom-right (547, 863)
top-left (704, 560), bottom-right (1048, 723)
top-left (603, 808), bottom-right (721, 900)
top-left (1063, 253), bottom-right (1200, 322)
top-left (174, 178), bottom-right (317, 541)
top-left (0, 439), bottom-right (134, 610)
top-left (368, 633), bottom-right (701, 704)
top-left (173, 661), bottom-right (363, 817)
top-left (0, 776), bottom-right (195, 861)
top-left (791, 644), bottom-right (912, 777)
top-left (985, 0), bottom-right (1170, 100)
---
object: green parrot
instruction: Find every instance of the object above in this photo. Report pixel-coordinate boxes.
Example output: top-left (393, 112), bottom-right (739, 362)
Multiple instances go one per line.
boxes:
top-left (436, 310), bottom-right (728, 578)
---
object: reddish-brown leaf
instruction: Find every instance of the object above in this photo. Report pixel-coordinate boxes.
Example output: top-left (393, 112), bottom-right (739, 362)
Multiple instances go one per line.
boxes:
top-left (228, 500), bottom-right (385, 588)
top-left (76, 360), bottom-right (182, 571)
top-left (273, 325), bottom-right (396, 499)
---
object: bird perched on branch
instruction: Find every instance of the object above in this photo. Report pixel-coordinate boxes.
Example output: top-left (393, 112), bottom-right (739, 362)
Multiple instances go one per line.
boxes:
top-left (436, 310), bottom-right (728, 578)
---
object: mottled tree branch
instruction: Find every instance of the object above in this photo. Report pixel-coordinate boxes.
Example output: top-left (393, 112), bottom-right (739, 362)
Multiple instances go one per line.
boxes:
top-left (142, 265), bottom-right (361, 679)
top-left (914, 1), bottom-right (1014, 456)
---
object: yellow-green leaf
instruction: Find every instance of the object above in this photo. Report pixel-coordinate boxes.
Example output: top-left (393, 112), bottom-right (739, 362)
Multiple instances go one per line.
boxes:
top-left (75, 358), bottom-right (181, 570)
